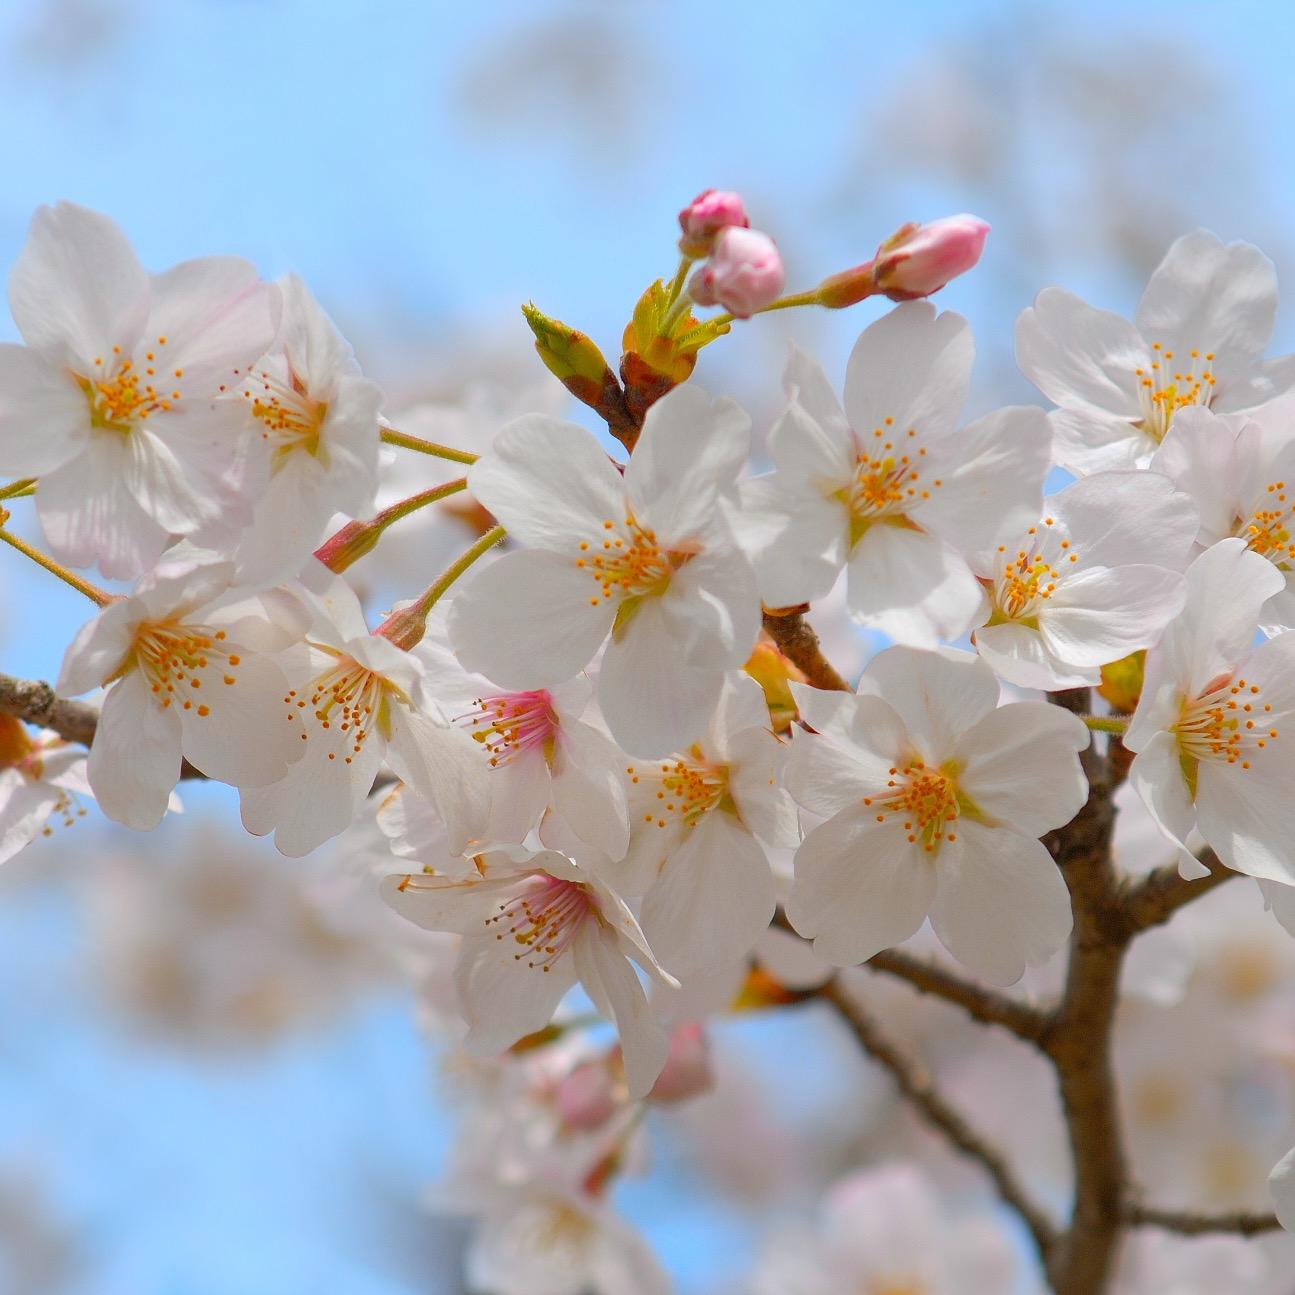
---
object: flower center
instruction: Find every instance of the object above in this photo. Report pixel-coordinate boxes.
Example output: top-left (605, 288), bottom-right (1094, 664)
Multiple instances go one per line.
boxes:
top-left (987, 517), bottom-right (1079, 622)
top-left (484, 874), bottom-right (594, 973)
top-left (578, 513), bottom-right (693, 609)
top-left (1174, 673), bottom-right (1278, 779)
top-left (1134, 342), bottom-right (1216, 443)
top-left (628, 745), bottom-right (730, 829)
top-left (864, 758), bottom-right (962, 853)
top-left (456, 690), bottom-right (558, 767)
top-left (79, 338), bottom-right (182, 433)
top-left (838, 418), bottom-right (938, 546)
top-left (128, 620), bottom-right (243, 717)
top-left (243, 364), bottom-right (328, 464)
top-left (1238, 479), bottom-right (1295, 569)
top-left (281, 650), bottom-right (407, 764)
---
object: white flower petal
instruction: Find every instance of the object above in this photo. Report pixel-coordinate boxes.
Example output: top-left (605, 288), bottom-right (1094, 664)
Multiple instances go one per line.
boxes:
top-left (843, 302), bottom-right (973, 443)
top-left (1039, 565), bottom-right (1186, 667)
top-left (88, 671), bottom-right (183, 830)
top-left (572, 923), bottom-right (668, 1099)
top-left (467, 415), bottom-right (624, 548)
top-left (859, 646), bottom-right (998, 759)
top-left (0, 345), bottom-right (88, 474)
top-left (929, 822), bottom-right (1072, 985)
top-left (9, 202), bottom-right (149, 363)
top-left (787, 809), bottom-right (935, 965)
top-left (1015, 286), bottom-right (1146, 416)
top-left (953, 701), bottom-right (1089, 837)
top-left (640, 809), bottom-right (775, 977)
top-left (448, 549), bottom-right (615, 689)
top-left (626, 384), bottom-right (751, 540)
top-left (847, 525), bottom-right (986, 647)
top-left (1135, 230), bottom-right (1275, 380)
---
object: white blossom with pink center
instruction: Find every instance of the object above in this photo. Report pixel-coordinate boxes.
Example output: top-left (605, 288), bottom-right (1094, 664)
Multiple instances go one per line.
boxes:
top-left (382, 845), bottom-right (675, 1099)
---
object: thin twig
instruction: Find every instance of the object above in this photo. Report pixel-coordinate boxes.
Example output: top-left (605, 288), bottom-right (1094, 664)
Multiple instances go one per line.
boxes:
top-left (1119, 848), bottom-right (1236, 934)
top-left (867, 948), bottom-right (1053, 1047)
top-left (762, 609), bottom-right (850, 692)
top-left (1125, 1205), bottom-right (1282, 1236)
top-left (771, 909), bottom-right (1052, 1045)
top-left (816, 976), bottom-right (1060, 1266)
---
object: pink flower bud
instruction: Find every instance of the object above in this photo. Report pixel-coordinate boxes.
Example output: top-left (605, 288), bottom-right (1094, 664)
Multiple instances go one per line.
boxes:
top-left (678, 189), bottom-right (749, 257)
top-left (555, 1060), bottom-right (618, 1131)
top-left (688, 228), bottom-right (785, 319)
top-left (648, 1023), bottom-right (713, 1105)
top-left (871, 214), bottom-right (989, 301)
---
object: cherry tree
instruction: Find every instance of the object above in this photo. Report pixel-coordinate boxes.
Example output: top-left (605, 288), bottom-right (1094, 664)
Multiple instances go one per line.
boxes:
top-left (3, 193), bottom-right (1295, 1293)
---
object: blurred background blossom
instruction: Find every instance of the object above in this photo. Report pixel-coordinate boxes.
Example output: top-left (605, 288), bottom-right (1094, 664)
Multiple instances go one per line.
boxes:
top-left (4, 1), bottom-right (1295, 1291)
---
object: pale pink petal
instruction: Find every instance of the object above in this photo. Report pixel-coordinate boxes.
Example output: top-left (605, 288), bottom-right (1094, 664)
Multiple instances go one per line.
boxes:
top-left (0, 345), bottom-right (88, 474)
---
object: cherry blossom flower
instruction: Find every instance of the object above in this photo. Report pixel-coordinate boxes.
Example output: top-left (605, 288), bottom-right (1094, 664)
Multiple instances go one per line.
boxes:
top-left (785, 647), bottom-right (1088, 983)
top-left (240, 565), bottom-right (489, 857)
top-left (739, 303), bottom-right (1051, 644)
top-left (415, 630), bottom-right (630, 860)
top-left (970, 470), bottom-right (1197, 689)
top-left (1152, 401), bottom-right (1295, 632)
top-left (0, 718), bottom-right (92, 865)
top-left (1016, 229), bottom-right (1295, 475)
top-left (603, 673), bottom-right (798, 978)
top-left (752, 1162), bottom-right (1018, 1295)
top-left (0, 202), bottom-right (279, 577)
top-left (1126, 539), bottom-right (1295, 884)
top-left (57, 552), bottom-right (309, 830)
top-left (455, 1175), bottom-right (670, 1295)
top-left (448, 384), bottom-right (761, 756)
top-left (203, 273), bottom-right (383, 585)
top-left (382, 846), bottom-right (675, 1098)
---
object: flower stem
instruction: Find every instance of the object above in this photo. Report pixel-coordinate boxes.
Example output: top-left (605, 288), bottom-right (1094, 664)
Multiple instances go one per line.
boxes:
top-left (377, 525), bottom-right (506, 649)
top-left (1082, 714), bottom-right (1129, 735)
top-left (314, 478), bottom-right (470, 573)
top-left (0, 477), bottom-right (36, 501)
top-left (379, 427), bottom-right (479, 465)
top-left (0, 525), bottom-right (112, 606)
top-left (664, 254), bottom-right (693, 308)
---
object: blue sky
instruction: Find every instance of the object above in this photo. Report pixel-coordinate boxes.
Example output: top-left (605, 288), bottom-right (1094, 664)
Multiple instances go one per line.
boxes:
top-left (3, 1), bottom-right (1295, 1290)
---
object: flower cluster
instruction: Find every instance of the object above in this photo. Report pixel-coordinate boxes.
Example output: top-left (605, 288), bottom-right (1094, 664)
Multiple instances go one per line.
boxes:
top-left (7, 196), bottom-right (1295, 1291)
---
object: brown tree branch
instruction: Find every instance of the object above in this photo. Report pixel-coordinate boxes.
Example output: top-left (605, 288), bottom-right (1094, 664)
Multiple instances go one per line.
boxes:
top-left (1041, 687), bottom-right (1127, 1295)
top-left (0, 672), bottom-right (98, 746)
top-left (816, 976), bottom-right (1061, 1266)
top-left (1118, 847), bottom-right (1235, 934)
top-left (1124, 1205), bottom-right (1282, 1236)
top-left (771, 908), bottom-right (1052, 1045)
top-left (761, 608), bottom-right (851, 692)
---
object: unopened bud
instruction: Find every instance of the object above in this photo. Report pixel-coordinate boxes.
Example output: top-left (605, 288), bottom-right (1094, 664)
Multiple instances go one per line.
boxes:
top-left (648, 1023), bottom-right (713, 1105)
top-left (677, 188), bottom-right (749, 258)
top-left (871, 214), bottom-right (989, 301)
top-left (688, 227), bottom-right (785, 319)
top-left (522, 302), bottom-right (636, 443)
top-left (556, 1060), bottom-right (619, 1131)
